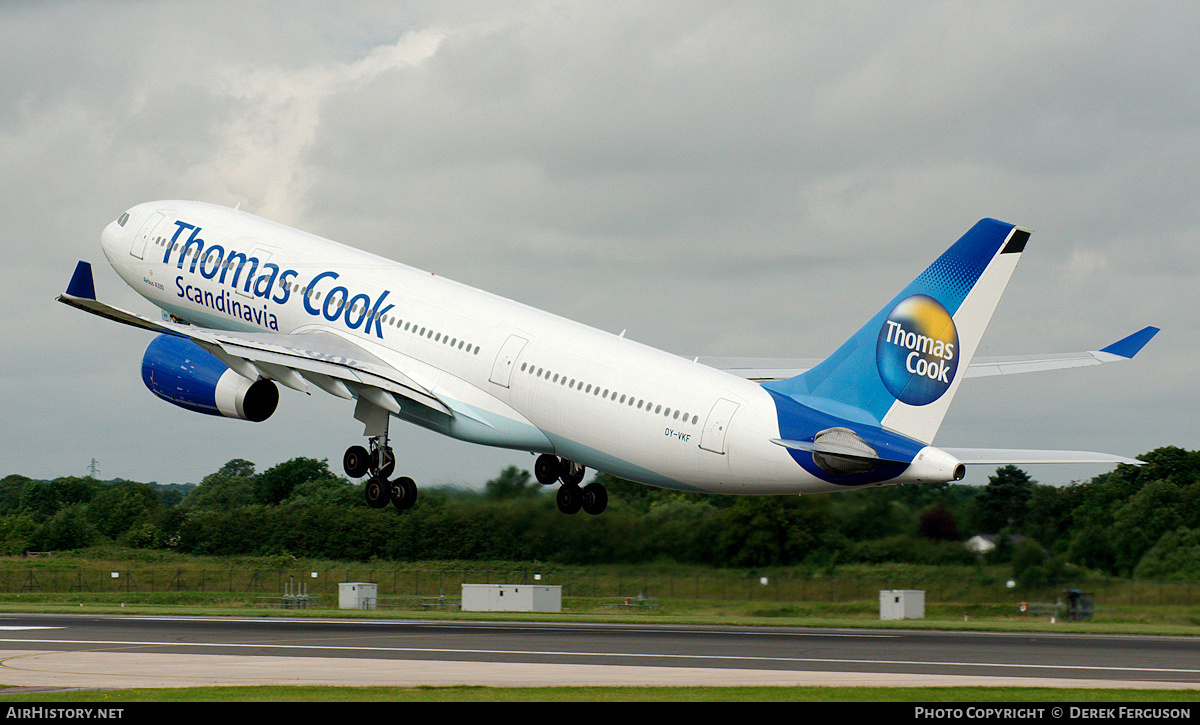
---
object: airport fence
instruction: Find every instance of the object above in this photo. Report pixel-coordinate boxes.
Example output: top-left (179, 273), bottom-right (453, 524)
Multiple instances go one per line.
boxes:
top-left (0, 566), bottom-right (1197, 610)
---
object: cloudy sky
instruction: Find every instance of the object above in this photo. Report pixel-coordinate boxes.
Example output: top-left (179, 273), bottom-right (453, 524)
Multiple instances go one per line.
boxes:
top-left (2, 2), bottom-right (1195, 491)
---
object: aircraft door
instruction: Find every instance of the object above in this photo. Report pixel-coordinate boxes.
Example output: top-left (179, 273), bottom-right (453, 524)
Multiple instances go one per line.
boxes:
top-left (236, 247), bottom-right (275, 299)
top-left (489, 335), bottom-right (528, 388)
top-left (130, 212), bottom-right (165, 260)
top-left (700, 398), bottom-right (740, 454)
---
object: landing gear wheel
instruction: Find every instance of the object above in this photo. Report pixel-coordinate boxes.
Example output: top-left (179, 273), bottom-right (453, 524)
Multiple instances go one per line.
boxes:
top-left (344, 445), bottom-right (370, 478)
top-left (581, 482), bottom-right (608, 516)
top-left (390, 477), bottom-right (417, 511)
top-left (364, 475), bottom-right (391, 508)
top-left (556, 483), bottom-right (582, 514)
top-left (535, 454), bottom-right (563, 485)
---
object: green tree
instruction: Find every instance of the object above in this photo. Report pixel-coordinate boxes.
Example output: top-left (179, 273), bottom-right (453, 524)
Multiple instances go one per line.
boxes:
top-left (31, 503), bottom-right (96, 551)
top-left (18, 482), bottom-right (59, 521)
top-left (918, 503), bottom-right (960, 541)
top-left (1024, 483), bottom-right (1073, 553)
top-left (217, 459), bottom-right (256, 478)
top-left (1111, 479), bottom-right (1184, 575)
top-left (1065, 523), bottom-right (1116, 572)
top-left (87, 481), bottom-right (161, 540)
top-left (716, 496), bottom-right (831, 567)
top-left (281, 477), bottom-right (362, 508)
top-left (834, 490), bottom-right (915, 541)
top-left (592, 473), bottom-right (720, 513)
top-left (642, 499), bottom-right (720, 563)
top-left (1127, 447), bottom-right (1200, 487)
top-left (977, 466), bottom-right (1036, 533)
top-left (1133, 527), bottom-right (1200, 579)
top-left (484, 466), bottom-right (540, 499)
top-left (0, 515), bottom-right (37, 555)
top-left (254, 458), bottom-right (333, 505)
top-left (0, 475), bottom-right (32, 515)
top-left (184, 462), bottom-right (257, 512)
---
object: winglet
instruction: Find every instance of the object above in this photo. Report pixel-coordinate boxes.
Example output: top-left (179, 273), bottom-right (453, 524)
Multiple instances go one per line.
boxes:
top-left (64, 261), bottom-right (97, 300)
top-left (1100, 326), bottom-right (1159, 359)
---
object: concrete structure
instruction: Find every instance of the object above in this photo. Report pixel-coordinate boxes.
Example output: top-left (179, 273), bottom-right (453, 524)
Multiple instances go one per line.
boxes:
top-left (879, 589), bottom-right (925, 620)
top-left (339, 582), bottom-right (377, 610)
top-left (461, 584), bottom-right (562, 612)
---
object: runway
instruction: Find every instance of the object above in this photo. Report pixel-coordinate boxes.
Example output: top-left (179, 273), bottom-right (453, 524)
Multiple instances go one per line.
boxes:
top-left (0, 613), bottom-right (1196, 691)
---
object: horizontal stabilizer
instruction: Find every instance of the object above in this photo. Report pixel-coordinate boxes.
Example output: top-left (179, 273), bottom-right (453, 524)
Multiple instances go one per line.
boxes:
top-left (942, 447), bottom-right (1143, 466)
top-left (700, 327), bottom-right (1160, 382)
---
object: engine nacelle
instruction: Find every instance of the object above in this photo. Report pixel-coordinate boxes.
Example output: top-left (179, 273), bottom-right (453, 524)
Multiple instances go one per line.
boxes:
top-left (141, 334), bottom-right (278, 422)
top-left (904, 446), bottom-right (967, 483)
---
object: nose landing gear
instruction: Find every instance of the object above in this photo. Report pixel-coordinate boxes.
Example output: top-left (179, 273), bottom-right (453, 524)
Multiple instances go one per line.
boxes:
top-left (536, 454), bottom-right (607, 515)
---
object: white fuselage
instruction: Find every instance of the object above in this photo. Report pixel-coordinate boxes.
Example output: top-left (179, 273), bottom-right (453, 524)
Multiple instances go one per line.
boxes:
top-left (101, 201), bottom-right (861, 495)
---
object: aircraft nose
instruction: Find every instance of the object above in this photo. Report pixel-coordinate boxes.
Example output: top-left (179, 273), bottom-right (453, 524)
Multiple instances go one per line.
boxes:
top-left (99, 210), bottom-right (131, 260)
top-left (100, 219), bottom-right (120, 252)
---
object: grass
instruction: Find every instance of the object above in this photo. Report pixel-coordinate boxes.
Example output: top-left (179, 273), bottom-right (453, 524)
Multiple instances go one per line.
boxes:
top-left (0, 589), bottom-right (1195, 635)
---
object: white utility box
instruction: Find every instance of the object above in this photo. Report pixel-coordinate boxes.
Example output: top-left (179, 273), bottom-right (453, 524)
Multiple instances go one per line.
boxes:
top-left (339, 582), bottom-right (378, 610)
top-left (879, 589), bottom-right (925, 620)
top-left (461, 584), bottom-right (562, 612)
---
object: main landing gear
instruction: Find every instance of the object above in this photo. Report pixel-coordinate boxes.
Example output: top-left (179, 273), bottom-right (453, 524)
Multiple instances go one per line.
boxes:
top-left (345, 395), bottom-right (418, 512)
top-left (536, 454), bottom-right (607, 515)
top-left (345, 436), bottom-right (417, 511)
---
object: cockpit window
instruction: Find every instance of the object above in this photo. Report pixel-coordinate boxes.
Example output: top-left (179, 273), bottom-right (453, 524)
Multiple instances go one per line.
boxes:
top-left (117, 212), bottom-right (130, 227)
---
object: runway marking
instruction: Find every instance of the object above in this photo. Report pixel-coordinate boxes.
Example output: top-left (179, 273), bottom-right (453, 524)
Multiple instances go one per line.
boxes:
top-left (0, 627), bottom-right (64, 631)
top-left (0, 637), bottom-right (1196, 678)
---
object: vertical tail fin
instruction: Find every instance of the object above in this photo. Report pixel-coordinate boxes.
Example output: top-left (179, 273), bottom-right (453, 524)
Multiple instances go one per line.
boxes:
top-left (764, 219), bottom-right (1029, 444)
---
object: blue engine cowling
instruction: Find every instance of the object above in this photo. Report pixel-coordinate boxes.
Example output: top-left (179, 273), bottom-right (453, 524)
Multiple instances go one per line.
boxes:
top-left (141, 334), bottom-right (278, 422)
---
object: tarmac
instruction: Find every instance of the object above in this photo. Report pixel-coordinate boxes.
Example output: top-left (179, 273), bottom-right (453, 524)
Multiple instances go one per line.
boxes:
top-left (2, 650), bottom-right (1198, 691)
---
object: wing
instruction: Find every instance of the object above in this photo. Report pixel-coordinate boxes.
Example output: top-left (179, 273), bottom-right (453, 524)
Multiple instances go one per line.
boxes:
top-left (57, 261), bottom-right (452, 418)
top-left (700, 326), bottom-right (1159, 383)
top-left (940, 448), bottom-right (1142, 466)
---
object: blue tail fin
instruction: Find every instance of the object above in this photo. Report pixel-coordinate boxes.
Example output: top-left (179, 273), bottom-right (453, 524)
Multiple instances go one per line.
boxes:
top-left (764, 219), bottom-right (1029, 444)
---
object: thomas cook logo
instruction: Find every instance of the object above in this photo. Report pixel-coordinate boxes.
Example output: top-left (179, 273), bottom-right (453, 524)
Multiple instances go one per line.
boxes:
top-left (876, 295), bottom-right (958, 406)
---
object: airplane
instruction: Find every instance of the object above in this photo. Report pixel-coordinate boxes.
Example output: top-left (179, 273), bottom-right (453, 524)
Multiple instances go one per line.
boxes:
top-left (58, 201), bottom-right (1158, 515)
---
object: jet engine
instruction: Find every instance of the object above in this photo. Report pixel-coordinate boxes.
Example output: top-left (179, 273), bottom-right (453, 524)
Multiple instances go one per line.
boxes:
top-left (141, 334), bottom-right (278, 422)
